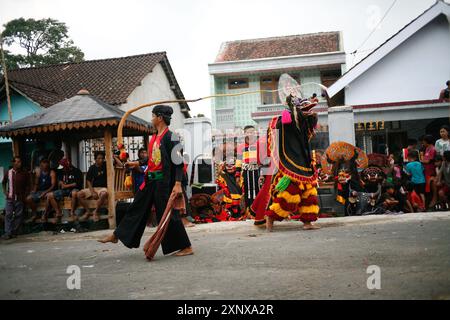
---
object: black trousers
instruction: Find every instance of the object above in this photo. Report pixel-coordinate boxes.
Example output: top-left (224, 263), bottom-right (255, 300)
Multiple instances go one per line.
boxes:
top-left (114, 180), bottom-right (191, 255)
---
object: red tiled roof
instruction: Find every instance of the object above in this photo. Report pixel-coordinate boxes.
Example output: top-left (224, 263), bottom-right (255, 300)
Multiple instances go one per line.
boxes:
top-left (1, 52), bottom-right (190, 116)
top-left (215, 32), bottom-right (341, 62)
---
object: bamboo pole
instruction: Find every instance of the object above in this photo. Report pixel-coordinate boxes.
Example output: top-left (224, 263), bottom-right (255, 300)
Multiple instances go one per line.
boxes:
top-left (104, 128), bottom-right (116, 229)
top-left (116, 82), bottom-right (328, 155)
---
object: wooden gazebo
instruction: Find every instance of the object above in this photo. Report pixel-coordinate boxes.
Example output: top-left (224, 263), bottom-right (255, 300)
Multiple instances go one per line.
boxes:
top-left (0, 89), bottom-right (153, 228)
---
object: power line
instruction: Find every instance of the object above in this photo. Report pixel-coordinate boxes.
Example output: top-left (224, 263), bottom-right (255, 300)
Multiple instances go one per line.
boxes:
top-left (345, 48), bottom-right (377, 56)
top-left (350, 0), bottom-right (398, 56)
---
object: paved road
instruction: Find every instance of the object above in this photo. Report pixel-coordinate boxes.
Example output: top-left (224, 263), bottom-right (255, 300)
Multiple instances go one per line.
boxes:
top-left (0, 212), bottom-right (449, 299)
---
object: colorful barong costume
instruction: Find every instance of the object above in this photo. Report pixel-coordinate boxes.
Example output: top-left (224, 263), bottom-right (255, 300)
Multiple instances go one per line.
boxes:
top-left (265, 94), bottom-right (320, 226)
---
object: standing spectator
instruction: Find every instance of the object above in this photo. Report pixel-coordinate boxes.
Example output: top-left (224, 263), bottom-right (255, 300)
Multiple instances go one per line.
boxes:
top-left (436, 151), bottom-right (450, 210)
top-left (438, 80), bottom-right (450, 102)
top-left (30, 141), bottom-right (48, 173)
top-left (1, 157), bottom-right (31, 239)
top-left (78, 151), bottom-right (108, 222)
top-left (26, 159), bottom-right (57, 222)
top-left (402, 138), bottom-right (419, 164)
top-left (125, 148), bottom-right (148, 193)
top-left (435, 125), bottom-right (450, 156)
top-left (46, 158), bottom-right (83, 222)
top-left (48, 140), bottom-right (65, 170)
top-left (421, 135), bottom-right (437, 209)
top-left (405, 151), bottom-right (426, 206)
top-left (309, 93), bottom-right (319, 103)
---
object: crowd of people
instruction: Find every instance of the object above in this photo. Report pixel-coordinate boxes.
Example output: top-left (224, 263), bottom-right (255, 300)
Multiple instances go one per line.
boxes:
top-left (205, 124), bottom-right (450, 221)
top-left (2, 120), bottom-right (450, 239)
top-left (1, 146), bottom-right (112, 240)
top-left (330, 125), bottom-right (450, 216)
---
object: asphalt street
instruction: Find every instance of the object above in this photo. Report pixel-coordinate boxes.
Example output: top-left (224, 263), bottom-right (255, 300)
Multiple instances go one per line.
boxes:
top-left (0, 212), bottom-right (449, 299)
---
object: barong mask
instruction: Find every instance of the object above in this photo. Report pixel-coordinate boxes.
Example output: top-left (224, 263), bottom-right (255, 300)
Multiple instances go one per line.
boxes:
top-left (284, 94), bottom-right (319, 141)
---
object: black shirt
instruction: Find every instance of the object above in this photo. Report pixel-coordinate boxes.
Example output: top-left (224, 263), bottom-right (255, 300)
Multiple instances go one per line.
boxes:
top-left (57, 166), bottom-right (83, 190)
top-left (86, 163), bottom-right (107, 188)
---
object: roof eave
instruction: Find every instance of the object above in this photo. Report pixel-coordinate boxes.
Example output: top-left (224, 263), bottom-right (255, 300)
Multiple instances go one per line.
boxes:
top-left (209, 50), bottom-right (346, 66)
top-left (328, 1), bottom-right (450, 98)
top-left (209, 51), bottom-right (346, 76)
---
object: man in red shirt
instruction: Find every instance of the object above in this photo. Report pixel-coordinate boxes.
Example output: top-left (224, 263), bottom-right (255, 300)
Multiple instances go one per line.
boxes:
top-left (99, 105), bottom-right (193, 258)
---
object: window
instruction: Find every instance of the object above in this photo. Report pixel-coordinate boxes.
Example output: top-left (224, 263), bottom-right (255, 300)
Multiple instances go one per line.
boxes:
top-left (228, 78), bottom-right (249, 89)
top-left (320, 70), bottom-right (341, 88)
top-left (260, 76), bottom-right (281, 105)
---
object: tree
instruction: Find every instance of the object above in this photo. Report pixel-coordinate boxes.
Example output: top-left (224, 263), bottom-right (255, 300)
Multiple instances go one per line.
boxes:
top-left (1, 18), bottom-right (84, 70)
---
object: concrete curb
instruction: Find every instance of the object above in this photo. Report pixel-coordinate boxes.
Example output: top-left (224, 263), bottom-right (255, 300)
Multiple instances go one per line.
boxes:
top-left (3, 211), bottom-right (450, 243)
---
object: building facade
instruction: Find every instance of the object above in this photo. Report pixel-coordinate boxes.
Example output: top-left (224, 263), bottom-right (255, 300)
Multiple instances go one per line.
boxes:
top-left (327, 1), bottom-right (450, 156)
top-left (0, 52), bottom-right (190, 208)
top-left (208, 32), bottom-right (346, 132)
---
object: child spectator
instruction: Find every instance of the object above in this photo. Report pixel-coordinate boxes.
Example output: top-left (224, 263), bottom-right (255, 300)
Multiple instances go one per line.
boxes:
top-left (405, 182), bottom-right (425, 212)
top-left (405, 150), bottom-right (426, 207)
top-left (378, 182), bottom-right (402, 213)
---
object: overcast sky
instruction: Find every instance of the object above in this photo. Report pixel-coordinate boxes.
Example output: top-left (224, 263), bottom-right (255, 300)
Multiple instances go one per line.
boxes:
top-left (0, 0), bottom-right (444, 117)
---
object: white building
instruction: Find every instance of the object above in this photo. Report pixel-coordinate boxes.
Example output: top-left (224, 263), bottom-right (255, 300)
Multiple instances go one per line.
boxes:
top-left (327, 0), bottom-right (450, 154)
top-left (208, 32), bottom-right (346, 132)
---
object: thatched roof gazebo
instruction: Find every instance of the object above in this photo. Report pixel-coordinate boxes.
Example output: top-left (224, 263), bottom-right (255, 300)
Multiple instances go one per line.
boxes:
top-left (0, 89), bottom-right (153, 228)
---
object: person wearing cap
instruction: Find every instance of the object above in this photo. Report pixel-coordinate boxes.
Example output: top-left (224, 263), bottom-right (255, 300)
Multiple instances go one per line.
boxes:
top-left (99, 105), bottom-right (193, 258)
top-left (46, 158), bottom-right (83, 222)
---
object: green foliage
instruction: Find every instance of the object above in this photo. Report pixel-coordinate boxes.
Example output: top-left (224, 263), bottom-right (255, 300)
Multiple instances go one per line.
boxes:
top-left (1, 17), bottom-right (84, 71)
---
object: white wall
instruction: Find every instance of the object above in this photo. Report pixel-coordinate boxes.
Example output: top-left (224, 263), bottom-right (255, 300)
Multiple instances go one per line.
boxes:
top-left (119, 63), bottom-right (186, 130)
top-left (345, 15), bottom-right (450, 105)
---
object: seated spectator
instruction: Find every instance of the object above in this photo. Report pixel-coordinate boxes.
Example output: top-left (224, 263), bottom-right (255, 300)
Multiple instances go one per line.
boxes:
top-left (405, 150), bottom-right (426, 207)
top-left (26, 159), bottom-right (57, 222)
top-left (405, 182), bottom-right (425, 212)
top-left (46, 158), bottom-right (83, 222)
top-left (1, 157), bottom-right (31, 239)
top-left (78, 151), bottom-right (108, 222)
top-left (438, 80), bottom-right (450, 102)
top-left (421, 134), bottom-right (437, 209)
top-left (378, 182), bottom-right (402, 213)
top-left (436, 151), bottom-right (450, 210)
top-left (435, 125), bottom-right (450, 156)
